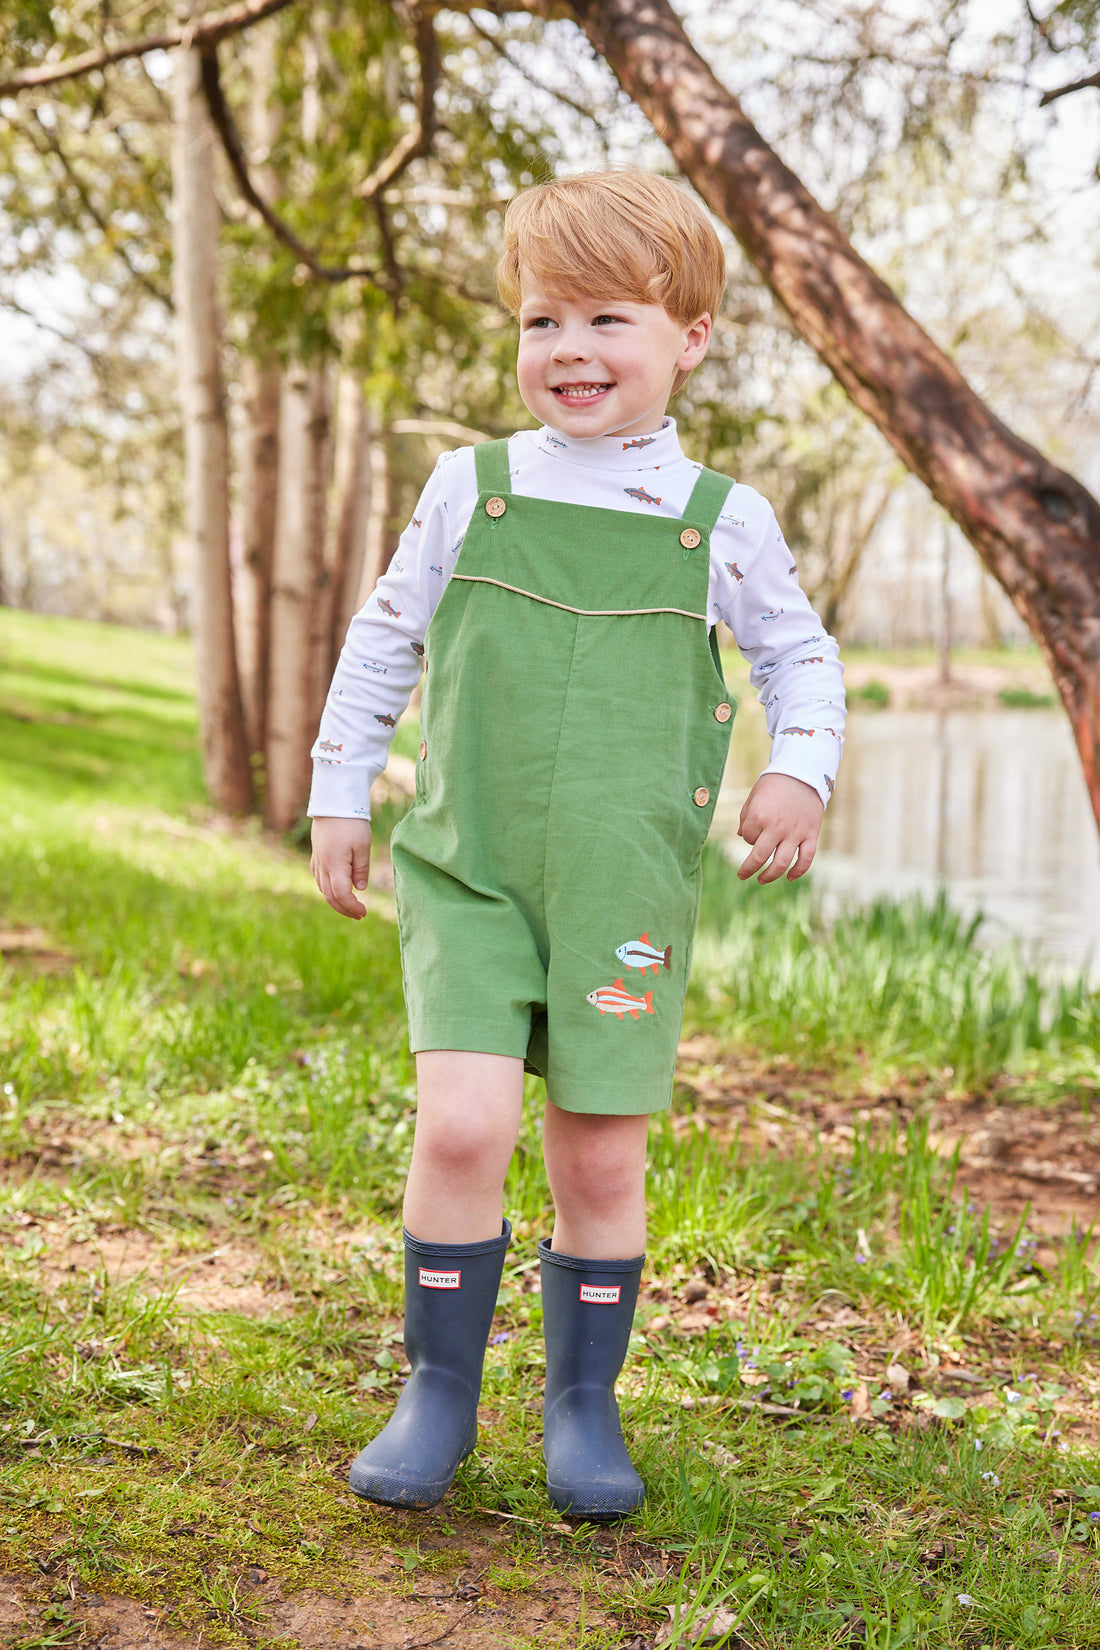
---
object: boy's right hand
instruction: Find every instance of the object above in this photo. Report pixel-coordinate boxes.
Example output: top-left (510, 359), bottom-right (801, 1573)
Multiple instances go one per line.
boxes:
top-left (310, 817), bottom-right (372, 919)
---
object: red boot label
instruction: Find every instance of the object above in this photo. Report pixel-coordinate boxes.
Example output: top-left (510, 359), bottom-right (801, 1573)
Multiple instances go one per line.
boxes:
top-left (419, 1268), bottom-right (461, 1289)
top-left (579, 1284), bottom-right (621, 1304)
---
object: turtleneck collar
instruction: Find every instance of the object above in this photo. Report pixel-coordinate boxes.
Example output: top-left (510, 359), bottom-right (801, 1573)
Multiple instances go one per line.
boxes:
top-left (534, 417), bottom-right (683, 470)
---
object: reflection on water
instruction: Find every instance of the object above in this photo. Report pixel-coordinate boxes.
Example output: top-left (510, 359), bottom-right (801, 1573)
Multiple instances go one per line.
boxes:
top-left (713, 705), bottom-right (1100, 975)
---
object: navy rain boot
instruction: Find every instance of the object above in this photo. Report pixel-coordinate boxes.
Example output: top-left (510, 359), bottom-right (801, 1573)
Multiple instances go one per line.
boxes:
top-left (349, 1220), bottom-right (511, 1509)
top-left (539, 1238), bottom-right (646, 1520)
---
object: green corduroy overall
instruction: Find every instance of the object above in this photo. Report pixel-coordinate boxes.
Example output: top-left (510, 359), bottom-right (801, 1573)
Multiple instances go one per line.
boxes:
top-left (389, 440), bottom-right (737, 1115)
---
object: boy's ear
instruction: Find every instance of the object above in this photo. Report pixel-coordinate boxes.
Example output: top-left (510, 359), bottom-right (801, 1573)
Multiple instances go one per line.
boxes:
top-left (679, 313), bottom-right (712, 371)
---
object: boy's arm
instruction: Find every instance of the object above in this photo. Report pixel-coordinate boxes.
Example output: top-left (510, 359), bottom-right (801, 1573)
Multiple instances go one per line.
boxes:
top-left (714, 501), bottom-right (845, 880)
top-left (308, 456), bottom-right (459, 916)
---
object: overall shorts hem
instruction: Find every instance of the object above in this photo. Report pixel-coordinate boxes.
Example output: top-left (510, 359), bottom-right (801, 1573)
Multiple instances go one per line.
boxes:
top-left (407, 1017), bottom-right (533, 1062)
top-left (543, 1075), bottom-right (675, 1118)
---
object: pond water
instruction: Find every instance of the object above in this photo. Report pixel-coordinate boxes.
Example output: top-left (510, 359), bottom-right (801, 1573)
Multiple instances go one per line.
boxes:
top-left (713, 704), bottom-right (1100, 978)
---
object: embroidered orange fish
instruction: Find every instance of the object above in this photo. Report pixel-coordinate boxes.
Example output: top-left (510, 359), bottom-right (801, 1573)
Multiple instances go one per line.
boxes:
top-left (376, 597), bottom-right (400, 617)
top-left (725, 561), bottom-right (744, 583)
top-left (374, 713), bottom-right (397, 728)
top-left (780, 726), bottom-right (815, 737)
top-left (586, 979), bottom-right (655, 1020)
top-left (318, 740), bottom-right (343, 754)
top-left (623, 435), bottom-right (656, 450)
top-left (615, 934), bottom-right (672, 974)
top-left (624, 485), bottom-right (661, 506)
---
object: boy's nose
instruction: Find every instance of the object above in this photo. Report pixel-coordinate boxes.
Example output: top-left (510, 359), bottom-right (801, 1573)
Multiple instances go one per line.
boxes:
top-left (550, 327), bottom-right (591, 362)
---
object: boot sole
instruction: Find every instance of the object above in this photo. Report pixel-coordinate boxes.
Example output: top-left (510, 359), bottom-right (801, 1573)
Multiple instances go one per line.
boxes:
top-left (546, 1480), bottom-right (645, 1520)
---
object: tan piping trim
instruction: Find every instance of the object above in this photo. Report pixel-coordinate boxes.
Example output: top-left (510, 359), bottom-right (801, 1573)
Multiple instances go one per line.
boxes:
top-left (452, 574), bottom-right (706, 622)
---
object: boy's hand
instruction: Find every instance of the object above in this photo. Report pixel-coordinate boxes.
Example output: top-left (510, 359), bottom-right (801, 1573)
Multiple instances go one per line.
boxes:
top-left (311, 817), bottom-right (372, 919)
top-left (737, 774), bottom-right (824, 883)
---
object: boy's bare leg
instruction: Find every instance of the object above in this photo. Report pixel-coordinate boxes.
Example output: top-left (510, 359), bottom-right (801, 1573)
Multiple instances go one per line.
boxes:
top-left (542, 1103), bottom-right (649, 1258)
top-left (403, 1051), bottom-right (524, 1243)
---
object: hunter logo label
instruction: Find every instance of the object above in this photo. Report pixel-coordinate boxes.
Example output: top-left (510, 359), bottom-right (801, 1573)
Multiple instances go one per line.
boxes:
top-left (419, 1268), bottom-right (461, 1290)
top-left (579, 1284), bottom-right (621, 1305)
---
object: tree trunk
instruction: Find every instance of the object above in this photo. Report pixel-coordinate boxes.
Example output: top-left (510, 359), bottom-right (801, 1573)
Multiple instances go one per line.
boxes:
top-left (265, 362), bottom-right (332, 832)
top-left (325, 371), bottom-right (371, 674)
top-left (171, 43), bottom-right (253, 815)
top-left (356, 419), bottom-right (397, 608)
top-left (237, 355), bottom-right (281, 753)
top-left (566, 0), bottom-right (1100, 828)
top-left (235, 18), bottom-right (284, 761)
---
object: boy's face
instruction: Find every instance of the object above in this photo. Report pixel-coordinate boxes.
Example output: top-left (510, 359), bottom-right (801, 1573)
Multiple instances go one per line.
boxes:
top-left (516, 282), bottom-right (711, 441)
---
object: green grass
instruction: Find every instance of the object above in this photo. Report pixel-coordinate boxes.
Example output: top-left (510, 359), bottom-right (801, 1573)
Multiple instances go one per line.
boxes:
top-left (2, 609), bottom-right (1100, 1648)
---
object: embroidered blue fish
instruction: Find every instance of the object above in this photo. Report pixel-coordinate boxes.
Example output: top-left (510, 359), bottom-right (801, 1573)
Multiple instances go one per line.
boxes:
top-left (430, 564), bottom-right (443, 576)
top-left (625, 485), bottom-right (661, 505)
top-left (361, 660), bottom-right (387, 674)
top-left (546, 434), bottom-right (567, 449)
top-left (622, 435), bottom-right (656, 450)
top-left (725, 561), bottom-right (743, 583)
top-left (374, 713), bottom-right (398, 728)
top-left (761, 608), bottom-right (783, 622)
top-left (615, 933), bottom-right (672, 974)
top-left (376, 597), bottom-right (400, 618)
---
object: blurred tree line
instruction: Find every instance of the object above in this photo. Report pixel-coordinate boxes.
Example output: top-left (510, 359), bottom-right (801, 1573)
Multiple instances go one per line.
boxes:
top-left (0, 0), bottom-right (1098, 828)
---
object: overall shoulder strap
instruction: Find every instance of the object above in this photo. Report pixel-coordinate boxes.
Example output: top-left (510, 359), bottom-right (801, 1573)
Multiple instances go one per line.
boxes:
top-left (473, 438), bottom-right (512, 495)
top-left (681, 466), bottom-right (734, 532)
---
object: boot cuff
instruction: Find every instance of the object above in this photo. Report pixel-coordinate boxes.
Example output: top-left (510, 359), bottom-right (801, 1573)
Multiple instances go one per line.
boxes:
top-left (538, 1238), bottom-right (644, 1272)
top-left (404, 1219), bottom-right (511, 1258)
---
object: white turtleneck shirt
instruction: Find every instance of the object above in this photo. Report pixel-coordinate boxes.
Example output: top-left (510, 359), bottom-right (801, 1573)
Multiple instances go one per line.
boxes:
top-left (308, 419), bottom-right (846, 819)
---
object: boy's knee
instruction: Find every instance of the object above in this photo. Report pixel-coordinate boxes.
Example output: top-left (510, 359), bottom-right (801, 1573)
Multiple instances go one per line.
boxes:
top-left (414, 1112), bottom-right (508, 1178)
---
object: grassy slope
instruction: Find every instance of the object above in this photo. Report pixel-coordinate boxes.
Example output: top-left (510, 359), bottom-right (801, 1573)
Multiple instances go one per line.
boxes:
top-left (2, 609), bottom-right (1100, 1649)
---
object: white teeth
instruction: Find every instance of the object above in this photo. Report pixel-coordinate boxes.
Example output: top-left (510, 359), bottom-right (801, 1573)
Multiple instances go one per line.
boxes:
top-left (554, 385), bottom-right (610, 399)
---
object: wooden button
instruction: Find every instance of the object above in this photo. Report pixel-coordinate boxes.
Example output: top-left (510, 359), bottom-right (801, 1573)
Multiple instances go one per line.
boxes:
top-left (693, 787), bottom-right (710, 807)
top-left (485, 496), bottom-right (507, 518)
top-left (714, 702), bottom-right (732, 723)
top-left (680, 527), bottom-right (701, 550)
top-left (418, 741), bottom-right (427, 761)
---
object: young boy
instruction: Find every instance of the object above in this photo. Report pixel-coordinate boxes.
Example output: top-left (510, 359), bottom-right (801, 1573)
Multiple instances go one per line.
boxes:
top-left (309, 171), bottom-right (845, 1520)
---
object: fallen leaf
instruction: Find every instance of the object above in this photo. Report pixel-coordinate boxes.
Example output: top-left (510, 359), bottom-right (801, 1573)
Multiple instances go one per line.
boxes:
top-left (886, 1362), bottom-right (910, 1395)
top-left (849, 1382), bottom-right (874, 1423)
top-left (655, 1604), bottom-right (741, 1646)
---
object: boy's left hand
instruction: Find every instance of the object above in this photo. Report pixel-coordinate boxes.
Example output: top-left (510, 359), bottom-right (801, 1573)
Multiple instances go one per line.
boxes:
top-left (737, 774), bottom-right (824, 883)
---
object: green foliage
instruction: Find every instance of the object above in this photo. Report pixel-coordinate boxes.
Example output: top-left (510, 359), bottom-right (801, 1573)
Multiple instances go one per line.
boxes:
top-left (853, 678), bottom-right (891, 707)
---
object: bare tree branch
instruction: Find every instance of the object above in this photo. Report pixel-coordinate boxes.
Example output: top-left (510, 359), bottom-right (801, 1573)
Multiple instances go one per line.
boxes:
top-left (0, 0), bottom-right (297, 98)
top-left (198, 44), bottom-right (381, 285)
top-left (465, 14), bottom-right (604, 130)
top-left (25, 107), bottom-right (173, 309)
top-left (1039, 68), bottom-right (1100, 107)
top-left (356, 6), bottom-right (438, 200)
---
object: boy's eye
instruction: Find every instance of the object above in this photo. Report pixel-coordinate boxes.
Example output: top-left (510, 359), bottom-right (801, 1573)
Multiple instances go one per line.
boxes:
top-left (593, 314), bottom-right (622, 325)
top-left (524, 316), bottom-right (556, 329)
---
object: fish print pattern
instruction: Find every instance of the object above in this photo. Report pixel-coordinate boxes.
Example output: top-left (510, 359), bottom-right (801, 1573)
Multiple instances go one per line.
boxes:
top-left (586, 979), bottom-right (656, 1020)
top-left (780, 726), bottom-right (815, 737)
top-left (622, 435), bottom-right (657, 450)
top-left (318, 740), bottom-right (343, 754)
top-left (410, 641), bottom-right (425, 658)
top-left (376, 597), bottom-right (400, 618)
top-left (374, 713), bottom-right (398, 728)
top-left (761, 609), bottom-right (783, 622)
top-left (412, 518), bottom-right (422, 528)
top-left (624, 485), bottom-right (661, 506)
top-left (615, 934), bottom-right (672, 974)
top-left (725, 562), bottom-right (744, 583)
top-left (429, 564), bottom-right (443, 576)
top-left (361, 660), bottom-right (387, 674)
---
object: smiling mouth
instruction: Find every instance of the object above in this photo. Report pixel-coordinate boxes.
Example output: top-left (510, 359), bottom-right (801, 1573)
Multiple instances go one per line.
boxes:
top-left (552, 383), bottom-right (612, 400)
